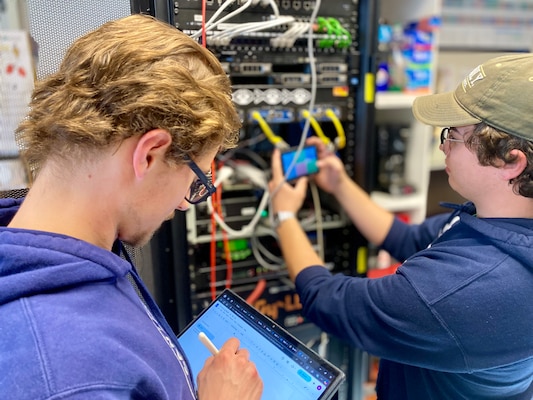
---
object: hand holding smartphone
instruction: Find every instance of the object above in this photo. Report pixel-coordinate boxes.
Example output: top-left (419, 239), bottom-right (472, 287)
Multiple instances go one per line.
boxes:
top-left (280, 145), bottom-right (319, 181)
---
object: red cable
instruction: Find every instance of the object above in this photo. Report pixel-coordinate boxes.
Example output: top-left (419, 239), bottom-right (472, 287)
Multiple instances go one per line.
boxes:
top-left (201, 0), bottom-right (207, 46)
top-left (245, 279), bottom-right (267, 305)
top-left (201, 1), bottom-right (217, 300)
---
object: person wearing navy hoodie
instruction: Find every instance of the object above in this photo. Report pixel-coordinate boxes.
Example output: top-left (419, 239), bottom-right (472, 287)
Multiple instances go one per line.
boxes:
top-left (0, 14), bottom-right (262, 400)
top-left (269, 54), bottom-right (533, 399)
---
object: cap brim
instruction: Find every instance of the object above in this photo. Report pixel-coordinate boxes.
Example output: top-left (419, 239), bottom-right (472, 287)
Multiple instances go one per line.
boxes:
top-left (412, 91), bottom-right (481, 128)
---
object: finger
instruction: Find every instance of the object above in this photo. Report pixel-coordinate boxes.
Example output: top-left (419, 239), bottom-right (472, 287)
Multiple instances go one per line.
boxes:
top-left (305, 136), bottom-right (320, 146)
top-left (316, 156), bottom-right (337, 170)
top-left (308, 138), bottom-right (333, 158)
top-left (305, 137), bottom-right (325, 152)
top-left (235, 347), bottom-right (250, 359)
top-left (270, 148), bottom-right (283, 180)
top-left (294, 176), bottom-right (308, 195)
top-left (316, 158), bottom-right (327, 169)
top-left (220, 337), bottom-right (240, 353)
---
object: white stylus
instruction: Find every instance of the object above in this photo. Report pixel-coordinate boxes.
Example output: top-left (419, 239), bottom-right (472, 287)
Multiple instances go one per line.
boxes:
top-left (198, 332), bottom-right (219, 355)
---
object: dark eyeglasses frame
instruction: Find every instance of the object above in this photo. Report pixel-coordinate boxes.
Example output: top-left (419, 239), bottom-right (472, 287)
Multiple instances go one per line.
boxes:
top-left (440, 127), bottom-right (465, 146)
top-left (185, 158), bottom-right (216, 204)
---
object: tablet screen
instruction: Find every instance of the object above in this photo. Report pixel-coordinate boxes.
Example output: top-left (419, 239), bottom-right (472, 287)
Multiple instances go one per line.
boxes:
top-left (177, 289), bottom-right (345, 400)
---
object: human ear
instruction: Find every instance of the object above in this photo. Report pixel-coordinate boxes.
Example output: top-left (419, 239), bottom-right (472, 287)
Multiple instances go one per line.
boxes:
top-left (500, 149), bottom-right (527, 181)
top-left (132, 129), bottom-right (172, 179)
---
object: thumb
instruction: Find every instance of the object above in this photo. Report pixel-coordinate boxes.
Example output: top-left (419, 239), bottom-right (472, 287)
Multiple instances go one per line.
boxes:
top-left (294, 176), bottom-right (309, 196)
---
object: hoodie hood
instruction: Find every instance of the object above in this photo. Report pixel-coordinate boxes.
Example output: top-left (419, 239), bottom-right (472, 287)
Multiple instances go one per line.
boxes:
top-left (0, 198), bottom-right (131, 306)
top-left (0, 197), bottom-right (23, 226)
top-left (439, 201), bottom-right (533, 248)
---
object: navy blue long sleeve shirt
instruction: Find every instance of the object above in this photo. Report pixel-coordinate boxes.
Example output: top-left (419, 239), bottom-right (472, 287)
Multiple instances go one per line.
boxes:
top-left (295, 203), bottom-right (533, 399)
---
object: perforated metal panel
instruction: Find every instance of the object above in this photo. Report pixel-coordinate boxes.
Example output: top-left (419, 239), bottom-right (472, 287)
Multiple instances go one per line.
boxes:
top-left (26, 0), bottom-right (131, 79)
top-left (18, 1), bottom-right (157, 291)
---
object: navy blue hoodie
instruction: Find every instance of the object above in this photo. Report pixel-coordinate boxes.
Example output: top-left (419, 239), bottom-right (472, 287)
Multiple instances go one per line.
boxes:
top-left (0, 198), bottom-right (196, 399)
top-left (295, 203), bottom-right (533, 399)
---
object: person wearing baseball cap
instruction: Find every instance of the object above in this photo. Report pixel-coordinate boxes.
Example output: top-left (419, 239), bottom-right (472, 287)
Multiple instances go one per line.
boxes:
top-left (269, 53), bottom-right (533, 399)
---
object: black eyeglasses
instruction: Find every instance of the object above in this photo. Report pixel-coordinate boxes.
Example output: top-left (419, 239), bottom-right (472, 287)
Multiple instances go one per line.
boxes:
top-left (440, 127), bottom-right (465, 146)
top-left (185, 158), bottom-right (216, 204)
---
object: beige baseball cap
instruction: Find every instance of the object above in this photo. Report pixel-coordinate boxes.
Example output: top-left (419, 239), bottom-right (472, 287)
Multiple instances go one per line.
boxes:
top-left (412, 53), bottom-right (533, 141)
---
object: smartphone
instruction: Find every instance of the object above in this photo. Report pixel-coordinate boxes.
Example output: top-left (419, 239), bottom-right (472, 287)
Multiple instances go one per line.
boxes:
top-left (280, 145), bottom-right (319, 181)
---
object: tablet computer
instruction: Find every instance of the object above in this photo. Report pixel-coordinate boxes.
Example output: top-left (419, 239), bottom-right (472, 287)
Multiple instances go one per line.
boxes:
top-left (177, 289), bottom-right (345, 400)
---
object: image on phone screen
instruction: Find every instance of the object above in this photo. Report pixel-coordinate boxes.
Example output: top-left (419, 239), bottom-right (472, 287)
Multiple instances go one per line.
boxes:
top-left (281, 145), bottom-right (319, 181)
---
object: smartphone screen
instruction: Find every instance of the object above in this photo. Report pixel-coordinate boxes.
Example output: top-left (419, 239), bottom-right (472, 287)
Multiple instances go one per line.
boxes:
top-left (280, 145), bottom-right (319, 181)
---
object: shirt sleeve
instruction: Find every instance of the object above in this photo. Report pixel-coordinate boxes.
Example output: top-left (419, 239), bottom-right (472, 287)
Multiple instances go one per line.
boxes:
top-left (294, 266), bottom-right (468, 371)
top-left (381, 213), bottom-right (451, 262)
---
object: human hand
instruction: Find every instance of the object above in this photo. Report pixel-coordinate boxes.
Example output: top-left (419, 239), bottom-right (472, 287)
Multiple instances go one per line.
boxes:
top-left (196, 337), bottom-right (263, 400)
top-left (268, 147), bottom-right (309, 215)
top-left (304, 136), bottom-right (347, 194)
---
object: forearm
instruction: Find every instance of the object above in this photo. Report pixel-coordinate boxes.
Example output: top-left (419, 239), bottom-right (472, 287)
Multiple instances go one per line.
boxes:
top-left (333, 174), bottom-right (394, 246)
top-left (275, 217), bottom-right (324, 280)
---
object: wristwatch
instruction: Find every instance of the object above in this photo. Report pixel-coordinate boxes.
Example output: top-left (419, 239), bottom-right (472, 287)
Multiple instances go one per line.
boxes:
top-left (273, 211), bottom-right (296, 229)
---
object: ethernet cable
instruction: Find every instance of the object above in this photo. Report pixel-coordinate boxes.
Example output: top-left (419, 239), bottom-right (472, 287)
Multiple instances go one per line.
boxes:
top-left (218, 147), bottom-right (270, 171)
top-left (192, 0), bottom-right (288, 43)
top-left (207, 164), bottom-right (270, 237)
top-left (318, 332), bottom-right (330, 358)
top-left (309, 181), bottom-right (324, 260)
top-left (261, 0), bottom-right (280, 17)
top-left (191, 0), bottom-right (249, 39)
top-left (327, 17), bottom-right (352, 48)
top-left (301, 109), bottom-right (331, 147)
top-left (209, 16), bottom-right (295, 47)
top-left (250, 232), bottom-right (284, 271)
top-left (251, 111), bottom-right (288, 149)
top-left (245, 278), bottom-right (267, 304)
top-left (316, 17), bottom-right (352, 49)
top-left (251, 234), bottom-right (284, 265)
top-left (325, 108), bottom-right (346, 149)
top-left (208, 190), bottom-right (270, 237)
top-left (256, 182), bottom-right (324, 271)
top-left (270, 21), bottom-right (310, 48)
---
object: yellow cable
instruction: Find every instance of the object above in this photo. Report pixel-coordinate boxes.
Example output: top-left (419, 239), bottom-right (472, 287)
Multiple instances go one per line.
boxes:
top-left (302, 109), bottom-right (330, 146)
top-left (251, 111), bottom-right (287, 148)
top-left (325, 108), bottom-right (346, 149)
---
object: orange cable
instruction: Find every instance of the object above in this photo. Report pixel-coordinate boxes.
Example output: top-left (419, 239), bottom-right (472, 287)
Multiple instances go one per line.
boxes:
top-left (201, 4), bottom-right (231, 297)
top-left (245, 278), bottom-right (267, 304)
top-left (209, 160), bottom-right (218, 301)
top-left (201, 3), bottom-right (217, 300)
top-left (201, 0), bottom-right (207, 46)
top-left (213, 160), bottom-right (232, 289)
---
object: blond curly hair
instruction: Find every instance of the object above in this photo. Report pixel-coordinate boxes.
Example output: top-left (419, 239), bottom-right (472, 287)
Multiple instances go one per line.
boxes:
top-left (17, 14), bottom-right (240, 177)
